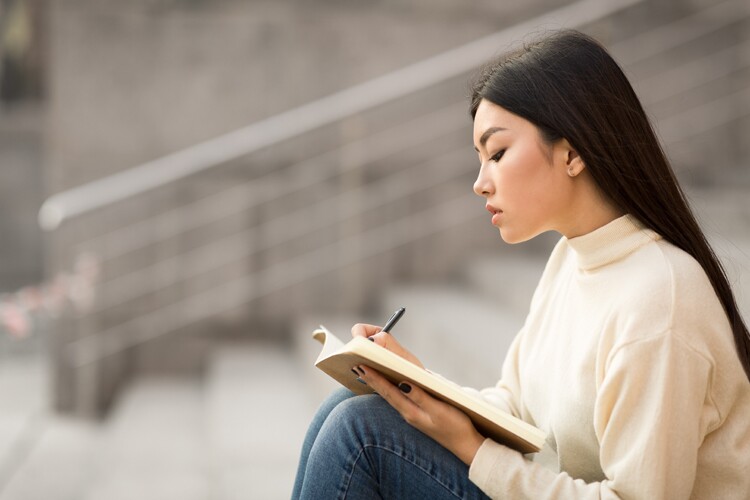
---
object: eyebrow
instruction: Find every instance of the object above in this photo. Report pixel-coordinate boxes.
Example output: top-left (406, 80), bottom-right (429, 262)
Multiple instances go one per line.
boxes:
top-left (474, 127), bottom-right (507, 152)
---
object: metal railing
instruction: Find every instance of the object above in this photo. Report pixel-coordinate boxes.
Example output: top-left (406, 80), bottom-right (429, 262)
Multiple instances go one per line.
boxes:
top-left (38, 0), bottom-right (750, 416)
top-left (38, 0), bottom-right (643, 231)
top-left (41, 0), bottom-right (645, 370)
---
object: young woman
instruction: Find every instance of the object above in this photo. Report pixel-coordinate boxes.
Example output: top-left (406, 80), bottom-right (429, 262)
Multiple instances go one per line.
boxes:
top-left (292, 30), bottom-right (750, 499)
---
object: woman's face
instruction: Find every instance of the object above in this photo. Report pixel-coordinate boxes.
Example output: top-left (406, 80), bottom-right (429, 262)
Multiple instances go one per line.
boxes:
top-left (472, 99), bottom-right (577, 244)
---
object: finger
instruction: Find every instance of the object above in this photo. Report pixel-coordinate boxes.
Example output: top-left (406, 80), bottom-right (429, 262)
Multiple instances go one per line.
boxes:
top-left (369, 331), bottom-right (394, 347)
top-left (366, 334), bottom-right (424, 369)
top-left (351, 323), bottom-right (381, 339)
top-left (395, 381), bottom-right (436, 412)
top-left (358, 366), bottom-right (423, 422)
top-left (356, 365), bottom-right (395, 397)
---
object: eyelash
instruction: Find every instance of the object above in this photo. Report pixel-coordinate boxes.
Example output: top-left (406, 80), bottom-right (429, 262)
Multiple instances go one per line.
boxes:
top-left (490, 150), bottom-right (506, 162)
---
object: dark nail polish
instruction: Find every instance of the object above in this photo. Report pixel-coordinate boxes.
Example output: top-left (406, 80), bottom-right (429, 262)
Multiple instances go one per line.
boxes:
top-left (398, 382), bottom-right (412, 393)
top-left (351, 368), bottom-right (359, 376)
top-left (368, 337), bottom-right (375, 342)
top-left (356, 377), bottom-right (367, 385)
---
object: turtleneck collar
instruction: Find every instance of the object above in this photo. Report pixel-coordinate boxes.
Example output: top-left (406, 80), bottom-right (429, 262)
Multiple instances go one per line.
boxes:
top-left (565, 214), bottom-right (661, 271)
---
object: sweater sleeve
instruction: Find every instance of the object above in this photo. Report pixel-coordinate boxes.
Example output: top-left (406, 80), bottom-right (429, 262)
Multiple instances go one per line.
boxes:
top-left (468, 332), bottom-right (714, 499)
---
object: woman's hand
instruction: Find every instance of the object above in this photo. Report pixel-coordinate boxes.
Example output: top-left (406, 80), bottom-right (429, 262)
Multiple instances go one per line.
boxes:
top-left (351, 323), bottom-right (425, 369)
top-left (355, 364), bottom-right (486, 466)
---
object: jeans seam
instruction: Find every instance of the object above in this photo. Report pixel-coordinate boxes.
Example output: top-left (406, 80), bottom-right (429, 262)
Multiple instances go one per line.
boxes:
top-left (339, 444), bottom-right (467, 499)
top-left (339, 446), bottom-right (367, 500)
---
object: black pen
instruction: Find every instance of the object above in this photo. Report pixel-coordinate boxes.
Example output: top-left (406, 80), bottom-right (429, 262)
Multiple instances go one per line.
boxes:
top-left (360, 308), bottom-right (406, 382)
top-left (380, 307), bottom-right (406, 335)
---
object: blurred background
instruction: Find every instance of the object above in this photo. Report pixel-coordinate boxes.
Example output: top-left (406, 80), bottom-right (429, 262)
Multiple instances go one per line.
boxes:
top-left (0, 0), bottom-right (748, 498)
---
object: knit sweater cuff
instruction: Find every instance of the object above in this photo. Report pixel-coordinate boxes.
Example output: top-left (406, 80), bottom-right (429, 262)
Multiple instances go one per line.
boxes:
top-left (468, 438), bottom-right (513, 492)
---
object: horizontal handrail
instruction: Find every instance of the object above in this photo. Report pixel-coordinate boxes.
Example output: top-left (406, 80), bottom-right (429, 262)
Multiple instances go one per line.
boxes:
top-left (59, 0), bottom-right (674, 366)
top-left (65, 191), bottom-right (482, 366)
top-left (74, 102), bottom-right (468, 260)
top-left (74, 1), bottom-right (750, 266)
top-left (38, 0), bottom-right (643, 231)
top-left (66, 81), bottom-right (750, 365)
top-left (86, 73), bottom-right (750, 315)
top-left (94, 146), bottom-right (475, 311)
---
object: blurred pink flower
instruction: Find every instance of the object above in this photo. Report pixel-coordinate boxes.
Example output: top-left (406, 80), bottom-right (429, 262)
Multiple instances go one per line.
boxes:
top-left (1, 252), bottom-right (101, 337)
top-left (1, 301), bottom-right (30, 338)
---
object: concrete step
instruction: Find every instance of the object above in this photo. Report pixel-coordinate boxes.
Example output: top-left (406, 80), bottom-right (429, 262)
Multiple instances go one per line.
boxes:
top-left (0, 355), bottom-right (102, 500)
top-left (1, 343), bottom-right (322, 500)
top-left (0, 354), bottom-right (48, 417)
top-left (81, 376), bottom-right (209, 500)
top-left (0, 415), bottom-right (100, 500)
top-left (205, 341), bottom-right (317, 500)
top-left (0, 356), bottom-right (97, 500)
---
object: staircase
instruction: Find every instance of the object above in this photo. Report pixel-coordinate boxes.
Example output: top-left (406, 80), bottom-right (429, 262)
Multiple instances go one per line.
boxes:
top-left (2, 0), bottom-right (748, 498)
top-left (0, 344), bottom-right (317, 499)
top-left (4, 191), bottom-right (746, 499)
top-left (43, 0), bottom-right (659, 420)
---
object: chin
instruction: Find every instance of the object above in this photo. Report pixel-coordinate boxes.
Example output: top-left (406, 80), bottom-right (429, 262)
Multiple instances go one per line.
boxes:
top-left (498, 227), bottom-right (536, 245)
top-left (499, 229), bottom-right (523, 245)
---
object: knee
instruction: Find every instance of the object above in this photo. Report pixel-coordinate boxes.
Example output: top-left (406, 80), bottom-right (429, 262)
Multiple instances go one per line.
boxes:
top-left (323, 386), bottom-right (357, 409)
top-left (321, 393), bottom-right (401, 441)
top-left (310, 387), bottom-right (355, 422)
top-left (330, 393), bottom-right (388, 421)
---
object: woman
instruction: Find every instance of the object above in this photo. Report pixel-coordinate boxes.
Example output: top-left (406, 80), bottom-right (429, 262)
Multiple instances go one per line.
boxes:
top-left (292, 30), bottom-right (750, 499)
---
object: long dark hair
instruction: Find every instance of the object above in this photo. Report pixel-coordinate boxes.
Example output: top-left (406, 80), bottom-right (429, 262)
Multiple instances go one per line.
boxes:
top-left (470, 29), bottom-right (750, 381)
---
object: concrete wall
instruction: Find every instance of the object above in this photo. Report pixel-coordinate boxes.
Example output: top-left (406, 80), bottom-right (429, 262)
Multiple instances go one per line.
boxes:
top-left (0, 105), bottom-right (43, 293)
top-left (45, 0), bottom-right (568, 191)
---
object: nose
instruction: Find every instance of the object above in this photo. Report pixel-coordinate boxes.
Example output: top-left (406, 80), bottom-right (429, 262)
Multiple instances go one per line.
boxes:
top-left (473, 163), bottom-right (493, 197)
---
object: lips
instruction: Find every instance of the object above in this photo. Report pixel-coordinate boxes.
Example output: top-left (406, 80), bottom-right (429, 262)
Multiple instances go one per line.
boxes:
top-left (485, 204), bottom-right (503, 225)
top-left (485, 204), bottom-right (502, 215)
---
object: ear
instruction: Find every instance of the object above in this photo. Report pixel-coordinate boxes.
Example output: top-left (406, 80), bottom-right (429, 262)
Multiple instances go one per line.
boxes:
top-left (562, 140), bottom-right (585, 177)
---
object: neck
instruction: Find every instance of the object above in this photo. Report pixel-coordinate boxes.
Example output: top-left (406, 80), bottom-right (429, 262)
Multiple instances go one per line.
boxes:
top-left (558, 172), bottom-right (624, 239)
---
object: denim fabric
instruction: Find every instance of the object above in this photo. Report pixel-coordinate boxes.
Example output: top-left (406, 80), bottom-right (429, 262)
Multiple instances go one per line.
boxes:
top-left (292, 387), bottom-right (490, 499)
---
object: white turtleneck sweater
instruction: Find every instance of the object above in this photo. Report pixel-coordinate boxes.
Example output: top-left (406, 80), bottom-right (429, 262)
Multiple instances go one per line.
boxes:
top-left (467, 214), bottom-right (750, 499)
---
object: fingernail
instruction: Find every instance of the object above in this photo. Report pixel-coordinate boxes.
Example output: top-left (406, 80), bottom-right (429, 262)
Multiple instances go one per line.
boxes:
top-left (398, 382), bottom-right (411, 393)
top-left (356, 377), bottom-right (367, 385)
top-left (351, 368), bottom-right (359, 376)
top-left (368, 337), bottom-right (375, 342)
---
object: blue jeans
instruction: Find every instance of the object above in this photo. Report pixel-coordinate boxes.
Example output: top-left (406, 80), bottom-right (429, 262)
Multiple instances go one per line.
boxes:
top-left (292, 387), bottom-right (490, 499)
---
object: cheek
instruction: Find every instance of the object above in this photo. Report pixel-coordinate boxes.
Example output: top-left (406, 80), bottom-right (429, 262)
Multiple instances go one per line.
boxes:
top-left (500, 153), bottom-right (564, 223)
top-left (498, 151), bottom-right (550, 202)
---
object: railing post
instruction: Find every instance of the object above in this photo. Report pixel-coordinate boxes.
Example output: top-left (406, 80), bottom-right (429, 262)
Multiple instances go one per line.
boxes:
top-left (47, 222), bottom-right (112, 418)
top-left (337, 115), bottom-right (369, 313)
top-left (47, 228), bottom-right (79, 414)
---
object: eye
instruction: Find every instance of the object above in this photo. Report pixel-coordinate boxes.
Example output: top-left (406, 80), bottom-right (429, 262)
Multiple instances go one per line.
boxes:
top-left (490, 150), bottom-right (506, 162)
